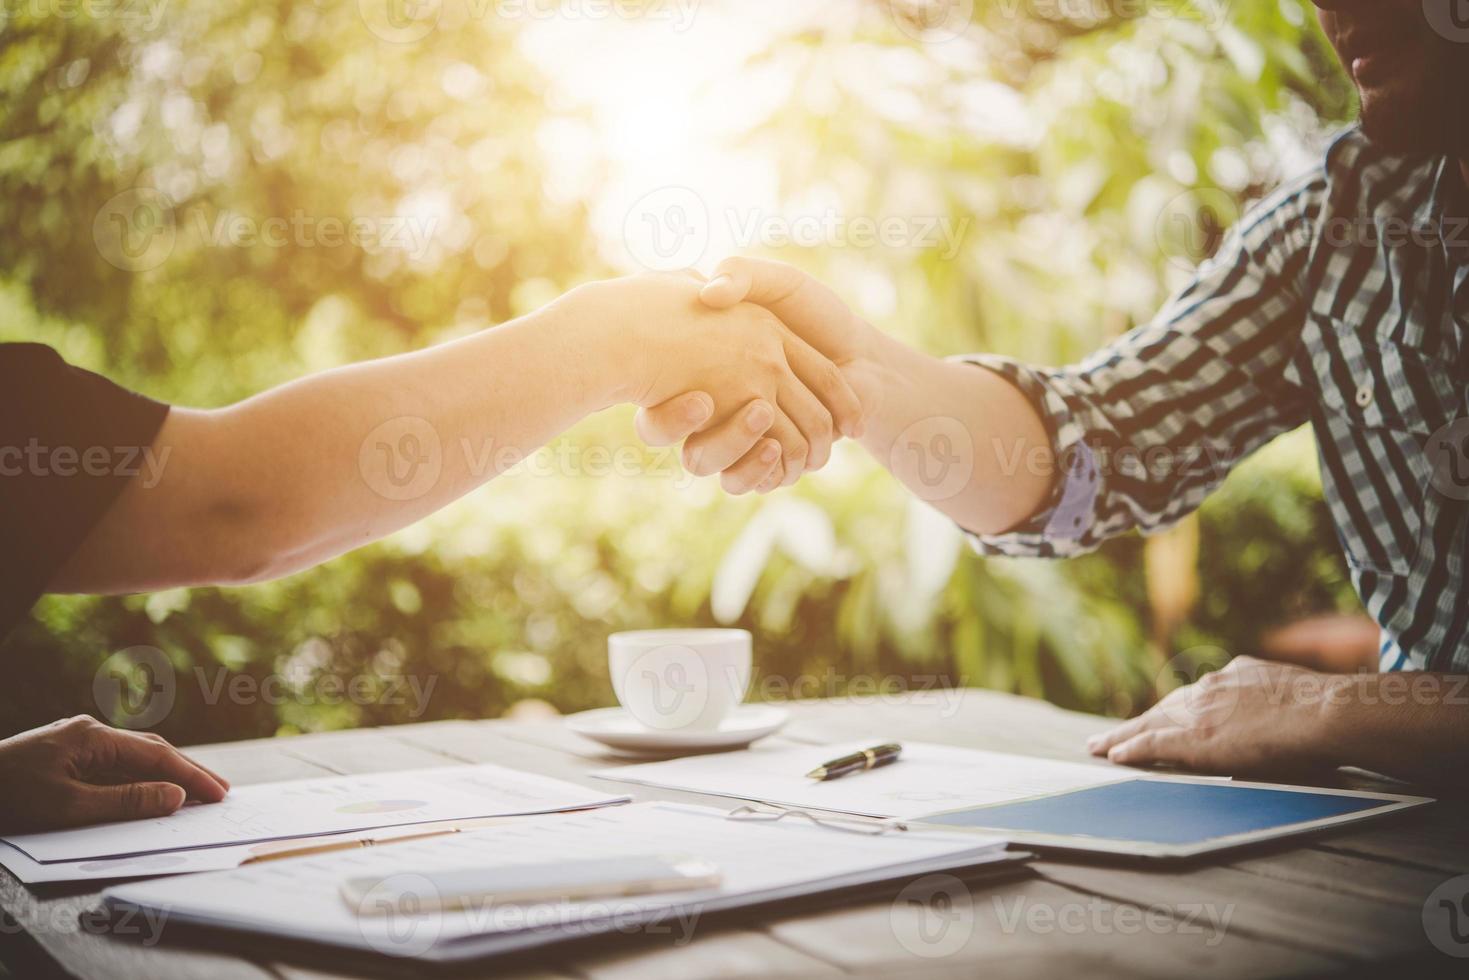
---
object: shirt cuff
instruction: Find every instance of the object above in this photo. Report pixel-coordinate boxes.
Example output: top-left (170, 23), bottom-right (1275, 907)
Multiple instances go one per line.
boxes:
top-left (951, 354), bottom-right (1101, 559)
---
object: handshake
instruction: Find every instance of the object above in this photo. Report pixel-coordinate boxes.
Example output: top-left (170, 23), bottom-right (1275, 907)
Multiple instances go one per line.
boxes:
top-left (578, 258), bottom-right (883, 495)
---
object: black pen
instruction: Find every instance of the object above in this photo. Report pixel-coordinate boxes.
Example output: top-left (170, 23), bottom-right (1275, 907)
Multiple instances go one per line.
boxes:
top-left (805, 743), bottom-right (903, 781)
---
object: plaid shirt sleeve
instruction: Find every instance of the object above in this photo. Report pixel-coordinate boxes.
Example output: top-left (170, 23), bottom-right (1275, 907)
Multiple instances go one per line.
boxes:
top-left (963, 174), bottom-right (1325, 558)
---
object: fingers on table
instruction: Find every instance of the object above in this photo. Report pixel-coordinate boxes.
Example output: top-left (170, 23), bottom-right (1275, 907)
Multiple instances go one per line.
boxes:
top-left (635, 392), bottom-right (715, 447)
top-left (1085, 711), bottom-right (1157, 759)
top-left (69, 781), bottom-right (189, 825)
top-left (92, 726), bottom-right (230, 802)
top-left (1105, 728), bottom-right (1195, 768)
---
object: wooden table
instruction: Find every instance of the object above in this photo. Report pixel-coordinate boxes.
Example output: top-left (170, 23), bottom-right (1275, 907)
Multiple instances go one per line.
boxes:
top-left (2, 691), bottom-right (1465, 978)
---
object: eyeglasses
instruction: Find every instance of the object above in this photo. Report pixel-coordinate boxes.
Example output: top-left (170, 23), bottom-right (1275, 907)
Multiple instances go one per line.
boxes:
top-left (725, 804), bottom-right (908, 836)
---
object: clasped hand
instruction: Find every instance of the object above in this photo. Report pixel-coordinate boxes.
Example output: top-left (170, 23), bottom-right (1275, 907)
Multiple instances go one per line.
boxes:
top-left (607, 265), bottom-right (877, 493)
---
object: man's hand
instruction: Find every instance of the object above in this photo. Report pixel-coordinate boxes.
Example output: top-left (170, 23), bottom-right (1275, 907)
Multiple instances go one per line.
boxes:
top-left (0, 716), bottom-right (230, 834)
top-left (1085, 656), bottom-right (1343, 776)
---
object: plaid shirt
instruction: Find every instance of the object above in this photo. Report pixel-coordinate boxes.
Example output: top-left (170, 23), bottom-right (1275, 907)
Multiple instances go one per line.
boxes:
top-left (966, 129), bottom-right (1469, 673)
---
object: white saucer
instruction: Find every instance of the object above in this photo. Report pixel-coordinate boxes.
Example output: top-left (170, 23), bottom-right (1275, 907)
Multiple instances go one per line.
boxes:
top-left (565, 705), bottom-right (789, 754)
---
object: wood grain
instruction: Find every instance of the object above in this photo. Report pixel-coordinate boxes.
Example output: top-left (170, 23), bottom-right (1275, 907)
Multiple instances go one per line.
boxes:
top-left (2, 692), bottom-right (1460, 979)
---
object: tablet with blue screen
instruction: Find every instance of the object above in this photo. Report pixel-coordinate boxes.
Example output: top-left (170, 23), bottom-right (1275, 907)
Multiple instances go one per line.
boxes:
top-left (913, 776), bottom-right (1433, 860)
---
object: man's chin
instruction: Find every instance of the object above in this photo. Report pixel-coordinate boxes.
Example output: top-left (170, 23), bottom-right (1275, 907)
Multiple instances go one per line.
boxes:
top-left (1357, 93), bottom-right (1464, 157)
top-left (1358, 108), bottom-right (1445, 156)
top-left (1351, 51), bottom-right (1468, 157)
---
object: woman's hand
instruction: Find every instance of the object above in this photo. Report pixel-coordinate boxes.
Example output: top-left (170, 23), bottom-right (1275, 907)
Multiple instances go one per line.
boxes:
top-left (0, 716), bottom-right (230, 834)
top-left (577, 273), bottom-right (865, 494)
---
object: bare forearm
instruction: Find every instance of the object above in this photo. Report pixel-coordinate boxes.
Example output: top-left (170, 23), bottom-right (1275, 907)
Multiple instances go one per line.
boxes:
top-left (54, 287), bottom-right (626, 591)
top-left (1322, 673), bottom-right (1469, 784)
top-left (856, 330), bottom-right (1055, 534)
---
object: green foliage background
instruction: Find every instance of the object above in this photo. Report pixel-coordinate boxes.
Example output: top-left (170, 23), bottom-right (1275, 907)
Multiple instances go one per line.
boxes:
top-left (1, 1), bottom-right (1363, 743)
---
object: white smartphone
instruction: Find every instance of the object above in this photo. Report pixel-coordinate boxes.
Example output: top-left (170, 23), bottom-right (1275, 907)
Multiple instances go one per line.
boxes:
top-left (342, 854), bottom-right (722, 914)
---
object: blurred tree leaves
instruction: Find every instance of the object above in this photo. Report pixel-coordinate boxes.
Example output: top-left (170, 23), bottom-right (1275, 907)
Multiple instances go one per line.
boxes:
top-left (1, 0), bottom-right (1361, 741)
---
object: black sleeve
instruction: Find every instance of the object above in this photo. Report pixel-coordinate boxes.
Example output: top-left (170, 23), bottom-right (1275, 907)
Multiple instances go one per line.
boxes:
top-left (0, 344), bottom-right (171, 640)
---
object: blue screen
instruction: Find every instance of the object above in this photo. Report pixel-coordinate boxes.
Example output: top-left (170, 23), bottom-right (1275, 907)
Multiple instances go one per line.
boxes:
top-left (919, 780), bottom-right (1391, 844)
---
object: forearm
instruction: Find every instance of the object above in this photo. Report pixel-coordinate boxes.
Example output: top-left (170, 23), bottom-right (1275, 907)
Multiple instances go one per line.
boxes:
top-left (1320, 672), bottom-right (1469, 784)
top-left (54, 286), bottom-right (628, 591)
top-left (855, 330), bottom-right (1056, 534)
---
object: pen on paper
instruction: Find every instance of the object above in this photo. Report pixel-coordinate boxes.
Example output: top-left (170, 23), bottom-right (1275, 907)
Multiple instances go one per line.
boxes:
top-left (806, 744), bottom-right (903, 781)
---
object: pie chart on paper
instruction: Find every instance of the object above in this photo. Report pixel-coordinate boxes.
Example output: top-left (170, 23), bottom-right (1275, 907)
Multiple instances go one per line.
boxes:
top-left (334, 799), bottom-right (429, 815)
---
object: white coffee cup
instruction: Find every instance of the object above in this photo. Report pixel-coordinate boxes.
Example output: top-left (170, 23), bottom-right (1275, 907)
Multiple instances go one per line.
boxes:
top-left (608, 629), bottom-right (752, 732)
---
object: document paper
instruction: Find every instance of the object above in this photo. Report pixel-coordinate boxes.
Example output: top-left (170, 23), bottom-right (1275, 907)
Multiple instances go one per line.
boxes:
top-left (103, 803), bottom-right (1013, 960)
top-left (594, 740), bottom-right (1133, 818)
top-left (3, 764), bottom-right (629, 863)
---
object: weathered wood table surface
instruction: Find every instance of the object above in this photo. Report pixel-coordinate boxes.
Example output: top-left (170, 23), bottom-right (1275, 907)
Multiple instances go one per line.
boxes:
top-left (2, 691), bottom-right (1465, 978)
